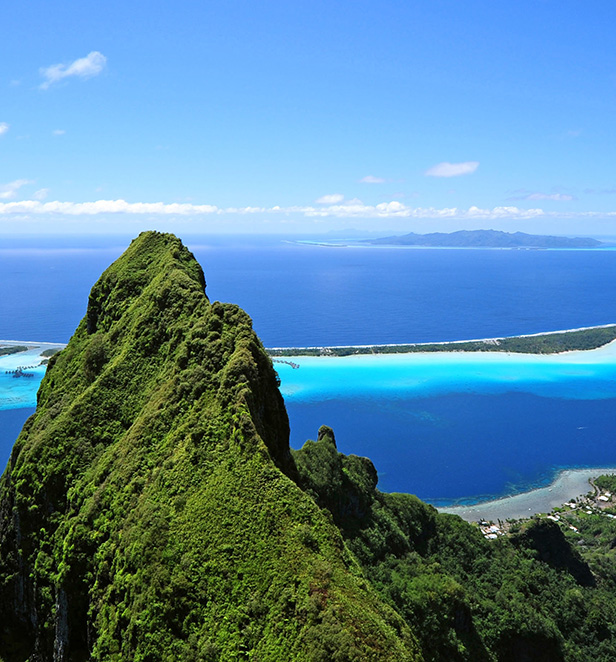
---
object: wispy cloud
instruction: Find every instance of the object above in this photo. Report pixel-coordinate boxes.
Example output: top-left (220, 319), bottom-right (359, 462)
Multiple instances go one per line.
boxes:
top-left (359, 175), bottom-right (385, 184)
top-left (315, 193), bottom-right (344, 204)
top-left (584, 188), bottom-right (616, 195)
top-left (0, 179), bottom-right (32, 200)
top-left (0, 198), bottom-right (546, 220)
top-left (33, 188), bottom-right (50, 201)
top-left (40, 51), bottom-right (107, 90)
top-left (425, 161), bottom-right (479, 178)
top-left (527, 192), bottom-right (574, 201)
top-left (0, 200), bottom-right (219, 215)
top-left (0, 122), bottom-right (9, 136)
top-left (508, 191), bottom-right (574, 202)
top-left (52, 129), bottom-right (66, 136)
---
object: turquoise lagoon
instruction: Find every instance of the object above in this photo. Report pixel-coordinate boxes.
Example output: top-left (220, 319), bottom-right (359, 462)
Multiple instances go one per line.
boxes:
top-left (0, 343), bottom-right (64, 468)
top-left (0, 343), bottom-right (58, 411)
top-left (277, 342), bottom-right (616, 505)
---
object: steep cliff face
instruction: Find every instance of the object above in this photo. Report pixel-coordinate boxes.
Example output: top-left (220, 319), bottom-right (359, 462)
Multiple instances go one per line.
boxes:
top-left (0, 232), bottom-right (420, 661)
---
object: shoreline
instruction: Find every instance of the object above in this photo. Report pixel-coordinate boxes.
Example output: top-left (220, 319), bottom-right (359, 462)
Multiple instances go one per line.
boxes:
top-left (436, 467), bottom-right (616, 522)
top-left (4, 336), bottom-right (616, 523)
top-left (267, 324), bottom-right (616, 358)
top-left (271, 339), bottom-right (616, 366)
top-left (292, 240), bottom-right (615, 252)
top-left (268, 324), bottom-right (616, 351)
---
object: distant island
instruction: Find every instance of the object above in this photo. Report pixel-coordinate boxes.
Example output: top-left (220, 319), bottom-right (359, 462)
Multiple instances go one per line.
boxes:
top-left (364, 229), bottom-right (603, 249)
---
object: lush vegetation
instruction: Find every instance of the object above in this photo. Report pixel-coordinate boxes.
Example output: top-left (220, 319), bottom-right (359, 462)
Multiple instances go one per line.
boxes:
top-left (294, 428), bottom-right (616, 661)
top-left (39, 348), bottom-right (62, 358)
top-left (365, 230), bottom-right (603, 249)
top-left (4, 231), bottom-right (616, 661)
top-left (268, 325), bottom-right (616, 357)
top-left (0, 233), bottom-right (419, 661)
top-left (0, 346), bottom-right (28, 357)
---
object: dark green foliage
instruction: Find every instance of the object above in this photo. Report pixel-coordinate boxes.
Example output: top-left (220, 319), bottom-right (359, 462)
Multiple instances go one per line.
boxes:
top-left (294, 430), bottom-right (616, 662)
top-left (594, 475), bottom-right (616, 493)
top-left (6, 231), bottom-right (616, 661)
top-left (511, 519), bottom-right (595, 587)
top-left (40, 348), bottom-right (61, 358)
top-left (0, 232), bottom-right (419, 662)
top-left (0, 345), bottom-right (28, 357)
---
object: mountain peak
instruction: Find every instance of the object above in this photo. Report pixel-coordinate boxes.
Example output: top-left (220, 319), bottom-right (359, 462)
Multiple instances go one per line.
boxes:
top-left (86, 231), bottom-right (206, 334)
top-left (0, 233), bottom-right (418, 661)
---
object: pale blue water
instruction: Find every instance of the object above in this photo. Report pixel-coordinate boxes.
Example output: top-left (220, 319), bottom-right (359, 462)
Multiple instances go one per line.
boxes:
top-left (0, 367), bottom-right (47, 411)
top-left (276, 353), bottom-right (616, 401)
top-left (2, 234), bottom-right (616, 504)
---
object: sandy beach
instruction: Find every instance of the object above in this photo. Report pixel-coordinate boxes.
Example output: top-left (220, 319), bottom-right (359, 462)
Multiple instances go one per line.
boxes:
top-left (438, 468), bottom-right (616, 522)
top-left (269, 327), bottom-right (616, 363)
top-left (268, 323), bottom-right (616, 352)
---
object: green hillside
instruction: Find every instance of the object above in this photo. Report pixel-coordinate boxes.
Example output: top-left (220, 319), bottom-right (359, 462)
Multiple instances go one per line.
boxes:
top-left (295, 427), bottom-right (616, 662)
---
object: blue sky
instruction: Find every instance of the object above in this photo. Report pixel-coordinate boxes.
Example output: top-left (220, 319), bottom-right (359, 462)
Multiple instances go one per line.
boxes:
top-left (3, 1), bottom-right (616, 236)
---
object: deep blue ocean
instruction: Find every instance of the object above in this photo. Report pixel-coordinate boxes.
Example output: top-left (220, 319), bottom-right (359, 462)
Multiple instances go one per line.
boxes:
top-left (2, 234), bottom-right (616, 504)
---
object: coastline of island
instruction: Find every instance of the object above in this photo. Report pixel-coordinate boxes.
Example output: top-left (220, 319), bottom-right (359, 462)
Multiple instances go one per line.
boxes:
top-left (267, 323), bottom-right (616, 357)
top-left (270, 326), bottom-right (616, 522)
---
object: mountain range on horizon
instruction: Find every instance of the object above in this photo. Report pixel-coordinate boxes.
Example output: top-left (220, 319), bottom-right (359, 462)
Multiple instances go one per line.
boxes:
top-left (365, 229), bottom-right (604, 249)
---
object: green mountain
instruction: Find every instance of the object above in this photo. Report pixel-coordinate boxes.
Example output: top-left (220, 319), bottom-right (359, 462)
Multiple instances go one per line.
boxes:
top-left (366, 230), bottom-right (603, 249)
top-left (0, 233), bottom-right (418, 661)
top-left (3, 232), bottom-right (616, 661)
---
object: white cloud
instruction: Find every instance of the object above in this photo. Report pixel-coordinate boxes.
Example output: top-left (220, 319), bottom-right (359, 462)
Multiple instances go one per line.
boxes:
top-left (0, 199), bottom-right (219, 215)
top-left (508, 191), bottom-right (574, 202)
top-left (40, 51), bottom-right (107, 90)
top-left (359, 175), bottom-right (385, 184)
top-left (425, 161), bottom-right (479, 177)
top-left (1, 198), bottom-right (615, 224)
top-left (0, 179), bottom-right (32, 200)
top-left (315, 193), bottom-right (344, 204)
top-left (0, 122), bottom-right (9, 136)
top-left (52, 129), bottom-right (66, 136)
top-left (34, 188), bottom-right (50, 201)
